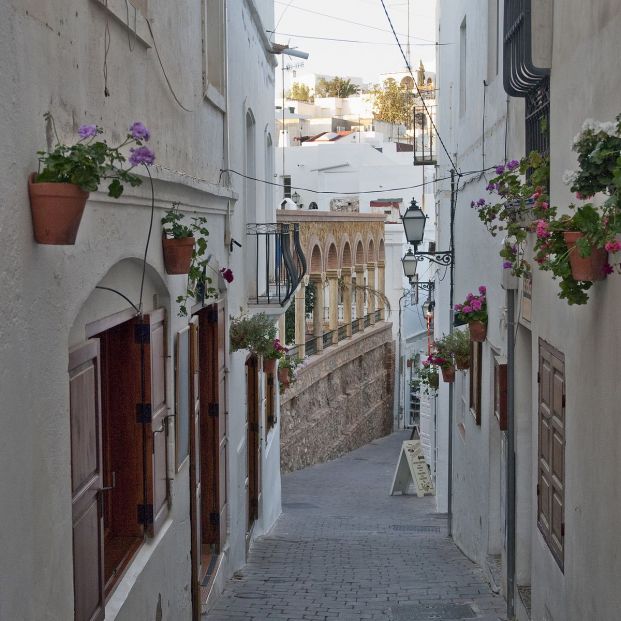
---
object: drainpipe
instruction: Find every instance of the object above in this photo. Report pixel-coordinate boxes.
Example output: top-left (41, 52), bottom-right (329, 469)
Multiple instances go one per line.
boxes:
top-left (447, 169), bottom-right (456, 536)
top-left (507, 288), bottom-right (516, 619)
top-left (396, 290), bottom-right (409, 430)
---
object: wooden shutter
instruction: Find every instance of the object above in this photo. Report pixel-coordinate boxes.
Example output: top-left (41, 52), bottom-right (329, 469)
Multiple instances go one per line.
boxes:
top-left (69, 340), bottom-right (104, 621)
top-left (246, 355), bottom-right (260, 529)
top-left (538, 339), bottom-right (565, 570)
top-left (494, 356), bottom-right (508, 431)
top-left (138, 309), bottom-right (170, 536)
top-left (189, 317), bottom-right (202, 619)
top-left (216, 301), bottom-right (227, 549)
top-left (469, 341), bottom-right (482, 425)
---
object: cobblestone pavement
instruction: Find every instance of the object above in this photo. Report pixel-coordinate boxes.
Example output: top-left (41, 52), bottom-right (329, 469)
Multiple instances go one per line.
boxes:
top-left (205, 432), bottom-right (507, 621)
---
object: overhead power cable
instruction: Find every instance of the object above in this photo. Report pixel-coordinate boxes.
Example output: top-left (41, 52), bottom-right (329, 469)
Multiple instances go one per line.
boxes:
top-left (221, 166), bottom-right (496, 196)
top-left (378, 0), bottom-right (459, 172)
top-left (267, 31), bottom-right (449, 47)
top-left (273, 1), bottom-right (436, 44)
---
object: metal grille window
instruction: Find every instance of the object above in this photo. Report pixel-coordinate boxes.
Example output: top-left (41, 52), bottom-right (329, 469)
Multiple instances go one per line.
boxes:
top-left (525, 76), bottom-right (550, 156)
top-left (283, 175), bottom-right (292, 199)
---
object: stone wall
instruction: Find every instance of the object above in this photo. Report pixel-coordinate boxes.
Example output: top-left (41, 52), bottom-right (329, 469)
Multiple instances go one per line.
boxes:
top-left (280, 322), bottom-right (394, 473)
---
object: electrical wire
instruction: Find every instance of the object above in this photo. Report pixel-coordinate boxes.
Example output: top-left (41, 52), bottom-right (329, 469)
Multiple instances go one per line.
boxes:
top-left (138, 165), bottom-right (156, 313)
top-left (267, 31), bottom-right (449, 46)
top-left (273, 1), bottom-right (436, 43)
top-left (378, 0), bottom-right (459, 173)
top-left (145, 17), bottom-right (192, 112)
top-left (95, 286), bottom-right (140, 313)
top-left (221, 165), bottom-right (496, 196)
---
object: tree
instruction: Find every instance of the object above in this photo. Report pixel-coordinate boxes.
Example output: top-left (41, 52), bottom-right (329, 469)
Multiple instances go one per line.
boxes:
top-left (288, 82), bottom-right (312, 103)
top-left (371, 78), bottom-right (413, 127)
top-left (315, 76), bottom-right (359, 98)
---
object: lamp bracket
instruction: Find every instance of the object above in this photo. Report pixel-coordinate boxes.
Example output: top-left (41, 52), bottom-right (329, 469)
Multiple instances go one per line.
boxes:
top-left (413, 250), bottom-right (453, 266)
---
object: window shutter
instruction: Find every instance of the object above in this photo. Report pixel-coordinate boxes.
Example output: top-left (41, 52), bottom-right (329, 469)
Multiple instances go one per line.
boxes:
top-left (538, 339), bottom-right (565, 570)
top-left (216, 301), bottom-right (228, 549)
top-left (142, 309), bottom-right (170, 536)
top-left (69, 340), bottom-right (105, 621)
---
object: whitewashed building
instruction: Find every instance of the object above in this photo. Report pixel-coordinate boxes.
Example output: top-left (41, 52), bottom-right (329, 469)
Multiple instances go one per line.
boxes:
top-left (435, 1), bottom-right (621, 620)
top-left (0, 1), bottom-right (287, 620)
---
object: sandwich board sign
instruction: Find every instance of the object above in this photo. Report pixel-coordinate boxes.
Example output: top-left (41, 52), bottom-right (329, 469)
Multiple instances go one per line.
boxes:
top-left (390, 440), bottom-right (435, 497)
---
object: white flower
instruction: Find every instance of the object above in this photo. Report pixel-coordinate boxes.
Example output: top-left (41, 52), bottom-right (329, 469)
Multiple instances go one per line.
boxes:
top-left (581, 118), bottom-right (598, 132)
top-left (562, 170), bottom-right (577, 186)
top-left (598, 121), bottom-right (617, 135)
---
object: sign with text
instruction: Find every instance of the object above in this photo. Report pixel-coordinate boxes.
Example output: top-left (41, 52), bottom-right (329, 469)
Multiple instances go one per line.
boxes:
top-left (390, 440), bottom-right (435, 497)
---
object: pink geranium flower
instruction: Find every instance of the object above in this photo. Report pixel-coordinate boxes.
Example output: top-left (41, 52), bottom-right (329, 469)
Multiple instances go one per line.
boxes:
top-left (604, 240), bottom-right (621, 253)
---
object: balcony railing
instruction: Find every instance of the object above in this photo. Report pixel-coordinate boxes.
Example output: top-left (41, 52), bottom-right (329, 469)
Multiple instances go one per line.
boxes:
top-left (247, 222), bottom-right (306, 307)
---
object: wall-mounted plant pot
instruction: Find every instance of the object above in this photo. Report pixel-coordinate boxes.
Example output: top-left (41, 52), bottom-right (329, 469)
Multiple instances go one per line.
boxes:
top-left (429, 376), bottom-right (439, 390)
top-left (28, 173), bottom-right (89, 245)
top-left (263, 358), bottom-right (277, 374)
top-left (441, 366), bottom-right (455, 383)
top-left (469, 320), bottom-right (487, 342)
top-left (162, 236), bottom-right (195, 274)
top-left (278, 367), bottom-right (290, 387)
top-left (563, 231), bottom-right (608, 281)
top-left (455, 356), bottom-right (470, 371)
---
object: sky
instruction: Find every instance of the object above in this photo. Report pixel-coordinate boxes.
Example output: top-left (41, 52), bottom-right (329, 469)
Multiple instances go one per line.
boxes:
top-left (271, 0), bottom-right (438, 91)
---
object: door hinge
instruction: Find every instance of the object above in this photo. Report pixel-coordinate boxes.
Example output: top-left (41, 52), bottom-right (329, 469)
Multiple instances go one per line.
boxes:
top-left (209, 512), bottom-right (220, 526)
top-left (136, 403), bottom-right (152, 423)
top-left (561, 522), bottom-right (565, 537)
top-left (537, 371), bottom-right (540, 383)
top-left (134, 323), bottom-right (151, 344)
top-left (208, 403), bottom-right (219, 417)
top-left (137, 504), bottom-right (154, 526)
top-left (562, 394), bottom-right (566, 408)
top-left (536, 483), bottom-right (540, 496)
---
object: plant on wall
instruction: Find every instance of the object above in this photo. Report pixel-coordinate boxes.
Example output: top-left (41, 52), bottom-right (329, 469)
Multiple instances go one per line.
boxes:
top-left (454, 287), bottom-right (488, 341)
top-left (230, 313), bottom-right (277, 357)
top-left (415, 356), bottom-right (439, 395)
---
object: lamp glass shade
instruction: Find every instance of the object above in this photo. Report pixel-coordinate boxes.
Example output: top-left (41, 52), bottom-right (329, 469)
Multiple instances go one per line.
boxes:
top-left (291, 191), bottom-right (300, 204)
top-left (401, 201), bottom-right (427, 244)
top-left (401, 251), bottom-right (418, 278)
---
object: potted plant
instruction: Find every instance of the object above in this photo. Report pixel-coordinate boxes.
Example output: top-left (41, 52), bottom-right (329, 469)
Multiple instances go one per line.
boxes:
top-left (439, 330), bottom-right (470, 370)
top-left (263, 338), bottom-right (288, 374)
top-left (455, 286), bottom-right (488, 342)
top-left (230, 313), bottom-right (277, 358)
top-left (161, 204), bottom-right (196, 274)
top-left (278, 356), bottom-right (302, 389)
top-left (416, 357), bottom-right (439, 395)
top-left (432, 337), bottom-right (456, 383)
top-left (30, 115), bottom-right (151, 244)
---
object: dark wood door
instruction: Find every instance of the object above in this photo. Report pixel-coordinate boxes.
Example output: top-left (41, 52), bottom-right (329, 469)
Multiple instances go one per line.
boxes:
top-left (69, 340), bottom-right (105, 621)
top-left (538, 339), bottom-right (565, 569)
top-left (189, 317), bottom-right (202, 619)
top-left (199, 302), bottom-right (228, 550)
top-left (246, 355), bottom-right (260, 530)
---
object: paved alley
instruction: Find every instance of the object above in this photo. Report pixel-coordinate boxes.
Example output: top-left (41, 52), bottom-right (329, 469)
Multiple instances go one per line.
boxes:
top-left (205, 432), bottom-right (506, 621)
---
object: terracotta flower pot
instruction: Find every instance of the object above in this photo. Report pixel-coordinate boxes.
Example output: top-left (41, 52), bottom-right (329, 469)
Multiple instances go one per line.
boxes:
top-left (263, 357), bottom-right (277, 374)
top-left (563, 231), bottom-right (608, 281)
top-left (278, 367), bottom-right (290, 386)
top-left (441, 365), bottom-right (455, 383)
top-left (162, 236), bottom-right (195, 274)
top-left (469, 320), bottom-right (487, 342)
top-left (28, 173), bottom-right (89, 244)
top-left (455, 356), bottom-right (470, 371)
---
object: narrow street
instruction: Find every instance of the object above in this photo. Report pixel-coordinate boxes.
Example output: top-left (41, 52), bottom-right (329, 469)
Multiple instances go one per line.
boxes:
top-left (205, 432), bottom-right (506, 621)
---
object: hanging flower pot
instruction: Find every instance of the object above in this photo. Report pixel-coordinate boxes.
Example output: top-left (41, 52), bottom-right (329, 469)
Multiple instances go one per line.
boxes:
top-left (263, 357), bottom-right (277, 374)
top-left (278, 367), bottom-right (290, 387)
top-left (455, 355), bottom-right (470, 371)
top-left (441, 365), bottom-right (455, 383)
top-left (162, 235), bottom-right (195, 274)
top-left (28, 173), bottom-right (89, 244)
top-left (469, 320), bottom-right (487, 342)
top-left (563, 232), bottom-right (608, 281)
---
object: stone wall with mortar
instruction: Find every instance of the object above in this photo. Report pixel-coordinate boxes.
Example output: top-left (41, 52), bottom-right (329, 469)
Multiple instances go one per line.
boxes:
top-left (280, 322), bottom-right (394, 472)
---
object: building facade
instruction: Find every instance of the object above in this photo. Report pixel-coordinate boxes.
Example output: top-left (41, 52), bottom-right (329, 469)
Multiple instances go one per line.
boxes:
top-left (0, 1), bottom-right (285, 620)
top-left (435, 1), bottom-right (621, 620)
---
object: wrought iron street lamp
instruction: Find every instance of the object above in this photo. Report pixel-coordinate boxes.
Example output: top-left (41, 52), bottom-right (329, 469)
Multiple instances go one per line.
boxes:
top-left (401, 198), bottom-right (427, 246)
top-left (401, 249), bottom-right (418, 280)
top-left (291, 191), bottom-right (301, 205)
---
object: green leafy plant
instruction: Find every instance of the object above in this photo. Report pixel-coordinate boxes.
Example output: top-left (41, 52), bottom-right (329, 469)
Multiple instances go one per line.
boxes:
top-left (36, 114), bottom-right (152, 197)
top-left (415, 357), bottom-right (439, 395)
top-left (230, 313), bottom-right (277, 357)
top-left (162, 204), bottom-right (233, 317)
top-left (435, 330), bottom-right (470, 369)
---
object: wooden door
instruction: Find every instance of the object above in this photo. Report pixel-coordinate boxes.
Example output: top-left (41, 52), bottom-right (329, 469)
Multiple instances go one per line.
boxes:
top-left (199, 302), bottom-right (228, 550)
top-left (538, 340), bottom-right (565, 569)
top-left (69, 340), bottom-right (105, 621)
top-left (246, 355), bottom-right (260, 530)
top-left (189, 317), bottom-right (202, 619)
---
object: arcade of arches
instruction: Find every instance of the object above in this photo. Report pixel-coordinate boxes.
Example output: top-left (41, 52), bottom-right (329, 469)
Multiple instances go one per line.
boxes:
top-left (277, 211), bottom-right (387, 357)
